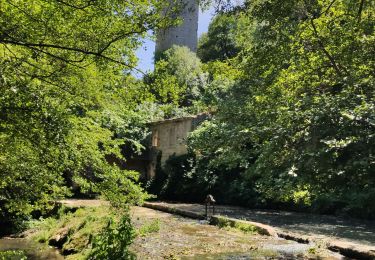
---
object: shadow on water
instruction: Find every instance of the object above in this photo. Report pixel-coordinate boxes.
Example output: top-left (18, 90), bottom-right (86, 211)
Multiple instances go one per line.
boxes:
top-left (180, 240), bottom-right (348, 260)
top-left (180, 252), bottom-right (302, 260)
top-left (0, 238), bottom-right (63, 260)
top-left (180, 241), bottom-right (309, 260)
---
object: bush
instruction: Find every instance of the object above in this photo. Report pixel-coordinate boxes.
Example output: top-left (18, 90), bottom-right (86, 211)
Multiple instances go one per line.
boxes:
top-left (88, 214), bottom-right (136, 260)
top-left (146, 152), bottom-right (261, 206)
top-left (146, 148), bottom-right (375, 219)
top-left (146, 153), bottom-right (207, 202)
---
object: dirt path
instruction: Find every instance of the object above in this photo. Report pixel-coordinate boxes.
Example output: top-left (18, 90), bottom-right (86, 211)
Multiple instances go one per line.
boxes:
top-left (59, 199), bottom-right (108, 207)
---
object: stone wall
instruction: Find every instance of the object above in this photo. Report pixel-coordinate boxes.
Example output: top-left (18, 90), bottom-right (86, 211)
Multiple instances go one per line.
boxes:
top-left (150, 117), bottom-right (193, 164)
top-left (147, 113), bottom-right (209, 178)
top-left (155, 0), bottom-right (199, 53)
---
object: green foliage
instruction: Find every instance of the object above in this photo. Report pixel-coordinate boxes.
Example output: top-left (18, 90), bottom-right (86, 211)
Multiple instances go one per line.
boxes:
top-left (145, 45), bottom-right (242, 118)
top-left (234, 222), bottom-right (258, 234)
top-left (0, 0), bottom-right (170, 222)
top-left (0, 250), bottom-right (27, 260)
top-left (28, 205), bottom-right (137, 259)
top-left (146, 153), bottom-right (205, 202)
top-left (308, 247), bottom-right (317, 255)
top-left (88, 214), bottom-right (136, 260)
top-left (198, 61), bottom-right (241, 110)
top-left (138, 219), bottom-right (160, 237)
top-left (146, 151), bottom-right (260, 206)
top-left (213, 217), bottom-right (259, 234)
top-left (198, 13), bottom-right (241, 62)
top-left (188, 0), bottom-right (375, 218)
top-left (29, 206), bottom-right (112, 249)
top-left (146, 45), bottom-right (208, 112)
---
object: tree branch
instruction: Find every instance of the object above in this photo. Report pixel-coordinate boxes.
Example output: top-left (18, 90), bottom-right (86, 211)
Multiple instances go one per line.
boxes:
top-left (97, 29), bottom-right (146, 55)
top-left (357, 0), bottom-right (365, 24)
top-left (1, 32), bottom-right (146, 75)
top-left (320, 0), bottom-right (337, 16)
top-left (310, 19), bottom-right (343, 77)
top-left (52, 0), bottom-right (96, 10)
top-left (4, 0), bottom-right (41, 22)
top-left (2, 39), bottom-right (104, 58)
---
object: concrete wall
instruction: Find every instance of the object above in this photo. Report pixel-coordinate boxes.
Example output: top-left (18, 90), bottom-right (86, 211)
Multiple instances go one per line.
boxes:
top-left (156, 0), bottom-right (199, 53)
top-left (147, 114), bottom-right (209, 179)
top-left (151, 118), bottom-right (193, 165)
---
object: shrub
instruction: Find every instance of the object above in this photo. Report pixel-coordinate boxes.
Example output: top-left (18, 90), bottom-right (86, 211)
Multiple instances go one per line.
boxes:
top-left (88, 214), bottom-right (136, 260)
top-left (0, 250), bottom-right (27, 260)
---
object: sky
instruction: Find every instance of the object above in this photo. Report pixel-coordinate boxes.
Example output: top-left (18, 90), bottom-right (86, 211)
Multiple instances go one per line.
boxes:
top-left (135, 8), bottom-right (215, 74)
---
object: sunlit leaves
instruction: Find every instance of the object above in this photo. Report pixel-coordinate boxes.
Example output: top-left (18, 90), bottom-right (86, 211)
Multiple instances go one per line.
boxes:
top-left (0, 0), bottom-right (165, 219)
top-left (189, 0), bottom-right (375, 216)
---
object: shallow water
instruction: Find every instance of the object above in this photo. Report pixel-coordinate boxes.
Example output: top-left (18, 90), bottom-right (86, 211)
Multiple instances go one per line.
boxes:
top-left (262, 241), bottom-right (312, 255)
top-left (131, 207), bottom-right (349, 260)
top-left (181, 251), bottom-right (299, 260)
top-left (181, 252), bottom-right (263, 260)
top-left (0, 238), bottom-right (63, 260)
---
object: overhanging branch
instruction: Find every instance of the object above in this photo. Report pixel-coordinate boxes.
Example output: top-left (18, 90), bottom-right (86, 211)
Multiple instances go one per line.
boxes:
top-left (310, 19), bottom-right (344, 77)
top-left (1, 34), bottom-right (146, 75)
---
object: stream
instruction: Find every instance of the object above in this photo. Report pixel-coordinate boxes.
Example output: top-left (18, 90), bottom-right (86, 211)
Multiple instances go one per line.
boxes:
top-left (0, 235), bottom-right (344, 260)
top-left (0, 238), bottom-right (63, 260)
top-left (0, 204), bottom-right (348, 260)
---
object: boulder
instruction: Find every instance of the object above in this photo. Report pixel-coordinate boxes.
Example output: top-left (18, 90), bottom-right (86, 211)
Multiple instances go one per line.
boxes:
top-left (48, 227), bottom-right (69, 248)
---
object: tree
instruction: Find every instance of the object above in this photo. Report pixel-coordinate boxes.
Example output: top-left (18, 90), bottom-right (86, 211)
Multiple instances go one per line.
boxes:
top-left (189, 0), bottom-right (375, 217)
top-left (197, 13), bottom-right (241, 62)
top-left (200, 60), bottom-right (241, 109)
top-left (145, 45), bottom-right (207, 117)
top-left (0, 0), bottom-right (174, 222)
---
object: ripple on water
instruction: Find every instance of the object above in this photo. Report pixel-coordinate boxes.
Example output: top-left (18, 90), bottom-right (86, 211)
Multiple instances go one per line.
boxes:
top-left (180, 251), bottom-right (300, 260)
top-left (181, 252), bottom-right (261, 260)
top-left (262, 241), bottom-right (312, 255)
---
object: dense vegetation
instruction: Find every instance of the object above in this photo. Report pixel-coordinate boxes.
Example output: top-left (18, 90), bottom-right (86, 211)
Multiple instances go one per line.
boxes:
top-left (149, 0), bottom-right (375, 219)
top-left (0, 0), bottom-right (374, 257)
top-left (0, 0), bottom-right (375, 259)
top-left (0, 0), bottom-right (182, 232)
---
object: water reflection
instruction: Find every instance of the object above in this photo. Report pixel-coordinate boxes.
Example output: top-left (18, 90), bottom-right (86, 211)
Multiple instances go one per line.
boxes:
top-left (0, 238), bottom-right (63, 260)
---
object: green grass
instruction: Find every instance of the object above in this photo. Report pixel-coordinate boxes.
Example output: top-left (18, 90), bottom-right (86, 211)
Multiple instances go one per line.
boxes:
top-left (308, 247), bottom-right (317, 254)
top-left (27, 205), bottom-right (114, 260)
top-left (0, 250), bottom-right (27, 260)
top-left (234, 222), bottom-right (259, 233)
top-left (138, 219), bottom-right (160, 236)
top-left (214, 217), bottom-right (259, 234)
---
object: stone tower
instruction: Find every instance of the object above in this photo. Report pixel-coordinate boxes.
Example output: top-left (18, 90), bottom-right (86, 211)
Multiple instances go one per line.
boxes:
top-left (156, 0), bottom-right (199, 53)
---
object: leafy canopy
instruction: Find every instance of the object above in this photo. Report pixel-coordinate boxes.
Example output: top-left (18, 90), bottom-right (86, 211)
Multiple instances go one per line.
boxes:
top-left (144, 45), bottom-right (208, 117)
top-left (198, 13), bottom-right (241, 62)
top-left (0, 0), bottom-right (175, 219)
top-left (188, 0), bottom-right (375, 217)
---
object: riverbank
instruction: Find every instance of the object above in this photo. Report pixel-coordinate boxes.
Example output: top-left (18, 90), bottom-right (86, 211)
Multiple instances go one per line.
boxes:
top-left (1, 205), bottom-right (114, 259)
top-left (143, 201), bottom-right (375, 259)
top-left (129, 206), bottom-right (342, 259)
top-left (1, 201), bottom-right (347, 259)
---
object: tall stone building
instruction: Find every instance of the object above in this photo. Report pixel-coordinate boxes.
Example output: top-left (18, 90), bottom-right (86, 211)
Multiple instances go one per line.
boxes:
top-left (156, 0), bottom-right (199, 53)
